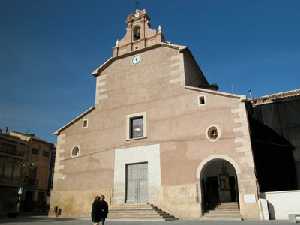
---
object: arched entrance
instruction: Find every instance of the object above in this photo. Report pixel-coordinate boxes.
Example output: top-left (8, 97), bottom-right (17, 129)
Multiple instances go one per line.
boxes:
top-left (200, 158), bottom-right (239, 212)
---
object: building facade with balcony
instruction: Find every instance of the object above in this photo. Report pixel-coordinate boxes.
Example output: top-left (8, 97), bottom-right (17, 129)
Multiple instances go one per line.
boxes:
top-left (0, 131), bottom-right (55, 216)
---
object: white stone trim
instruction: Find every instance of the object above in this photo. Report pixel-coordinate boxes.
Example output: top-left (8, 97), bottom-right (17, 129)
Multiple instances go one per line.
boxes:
top-left (196, 155), bottom-right (241, 179)
top-left (113, 144), bottom-right (161, 204)
top-left (196, 155), bottom-right (241, 215)
top-left (53, 134), bottom-right (66, 182)
top-left (205, 124), bottom-right (221, 142)
top-left (98, 94), bottom-right (108, 100)
top-left (126, 112), bottom-right (147, 140)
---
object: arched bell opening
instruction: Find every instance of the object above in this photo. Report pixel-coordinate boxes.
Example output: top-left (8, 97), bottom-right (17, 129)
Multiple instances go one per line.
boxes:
top-left (133, 26), bottom-right (141, 41)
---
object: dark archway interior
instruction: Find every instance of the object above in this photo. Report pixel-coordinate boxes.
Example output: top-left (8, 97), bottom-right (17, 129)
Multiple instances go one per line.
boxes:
top-left (201, 159), bottom-right (239, 211)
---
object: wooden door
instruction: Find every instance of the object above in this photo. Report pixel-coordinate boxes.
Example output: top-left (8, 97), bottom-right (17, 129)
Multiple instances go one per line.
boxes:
top-left (126, 162), bottom-right (148, 203)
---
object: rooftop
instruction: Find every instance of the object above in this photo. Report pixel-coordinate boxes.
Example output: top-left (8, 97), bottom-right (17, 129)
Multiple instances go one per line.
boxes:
top-left (251, 89), bottom-right (300, 106)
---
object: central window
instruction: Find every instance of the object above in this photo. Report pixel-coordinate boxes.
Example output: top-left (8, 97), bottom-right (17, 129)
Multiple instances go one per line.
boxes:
top-left (126, 112), bottom-right (147, 140)
top-left (130, 116), bottom-right (143, 138)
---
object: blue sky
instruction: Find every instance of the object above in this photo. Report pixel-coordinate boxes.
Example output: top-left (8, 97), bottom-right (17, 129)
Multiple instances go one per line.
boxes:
top-left (0, 0), bottom-right (299, 142)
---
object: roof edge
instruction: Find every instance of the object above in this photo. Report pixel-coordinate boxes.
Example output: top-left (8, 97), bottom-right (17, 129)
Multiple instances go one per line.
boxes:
top-left (185, 86), bottom-right (246, 100)
top-left (54, 106), bottom-right (95, 135)
top-left (252, 89), bottom-right (300, 106)
top-left (91, 42), bottom-right (187, 76)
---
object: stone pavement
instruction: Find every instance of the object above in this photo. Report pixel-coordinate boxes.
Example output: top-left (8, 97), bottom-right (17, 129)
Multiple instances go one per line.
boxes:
top-left (0, 216), bottom-right (293, 225)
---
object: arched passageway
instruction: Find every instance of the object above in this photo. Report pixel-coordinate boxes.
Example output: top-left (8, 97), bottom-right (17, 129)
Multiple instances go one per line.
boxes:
top-left (200, 159), bottom-right (239, 211)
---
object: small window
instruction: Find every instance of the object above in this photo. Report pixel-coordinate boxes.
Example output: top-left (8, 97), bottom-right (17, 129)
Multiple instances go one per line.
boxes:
top-left (199, 96), bottom-right (206, 105)
top-left (130, 116), bottom-right (143, 139)
top-left (127, 112), bottom-right (147, 140)
top-left (208, 127), bottom-right (218, 139)
top-left (133, 26), bottom-right (141, 41)
top-left (71, 146), bottom-right (80, 158)
top-left (206, 125), bottom-right (221, 142)
top-left (32, 148), bottom-right (39, 155)
top-left (83, 119), bottom-right (88, 128)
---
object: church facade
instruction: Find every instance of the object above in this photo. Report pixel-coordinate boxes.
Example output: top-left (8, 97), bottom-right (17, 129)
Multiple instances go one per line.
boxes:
top-left (51, 10), bottom-right (260, 219)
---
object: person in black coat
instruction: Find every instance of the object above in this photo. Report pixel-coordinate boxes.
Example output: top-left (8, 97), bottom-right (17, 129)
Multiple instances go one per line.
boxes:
top-left (91, 196), bottom-right (101, 225)
top-left (91, 195), bottom-right (108, 225)
top-left (98, 195), bottom-right (108, 225)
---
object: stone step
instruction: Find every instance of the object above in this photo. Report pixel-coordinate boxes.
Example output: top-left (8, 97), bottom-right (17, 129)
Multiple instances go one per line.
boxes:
top-left (204, 215), bottom-right (241, 219)
top-left (215, 206), bottom-right (239, 210)
top-left (109, 211), bottom-right (160, 215)
top-left (201, 216), bottom-right (242, 221)
top-left (109, 214), bottom-right (162, 218)
top-left (207, 208), bottom-right (240, 213)
top-left (110, 208), bottom-right (157, 212)
top-left (108, 214), bottom-right (175, 220)
top-left (214, 207), bottom-right (239, 210)
top-left (109, 208), bottom-right (154, 211)
top-left (203, 202), bottom-right (241, 221)
top-left (207, 212), bottom-right (240, 216)
top-left (216, 203), bottom-right (239, 206)
top-left (207, 211), bottom-right (240, 215)
top-left (212, 203), bottom-right (239, 210)
top-left (211, 208), bottom-right (240, 212)
top-left (110, 207), bottom-right (152, 209)
top-left (111, 204), bottom-right (150, 208)
top-left (109, 213), bottom-right (173, 218)
top-left (204, 212), bottom-right (241, 217)
top-left (109, 211), bottom-right (166, 214)
top-left (108, 218), bottom-right (165, 221)
top-left (108, 203), bottom-right (177, 221)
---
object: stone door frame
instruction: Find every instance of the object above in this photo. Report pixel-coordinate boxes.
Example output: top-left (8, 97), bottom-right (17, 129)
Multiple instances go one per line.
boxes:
top-left (113, 144), bottom-right (161, 204)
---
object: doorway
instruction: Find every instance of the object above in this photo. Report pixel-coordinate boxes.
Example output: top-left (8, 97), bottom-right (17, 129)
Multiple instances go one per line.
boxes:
top-left (125, 162), bottom-right (148, 203)
top-left (23, 191), bottom-right (33, 212)
top-left (201, 159), bottom-right (239, 211)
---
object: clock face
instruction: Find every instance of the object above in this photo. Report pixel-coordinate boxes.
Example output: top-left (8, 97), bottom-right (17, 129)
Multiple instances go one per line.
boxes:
top-left (132, 55), bottom-right (141, 65)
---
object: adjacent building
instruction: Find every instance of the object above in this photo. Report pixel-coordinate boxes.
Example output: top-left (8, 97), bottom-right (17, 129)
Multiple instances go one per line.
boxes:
top-left (249, 90), bottom-right (300, 191)
top-left (0, 130), bottom-right (55, 216)
top-left (248, 90), bottom-right (300, 220)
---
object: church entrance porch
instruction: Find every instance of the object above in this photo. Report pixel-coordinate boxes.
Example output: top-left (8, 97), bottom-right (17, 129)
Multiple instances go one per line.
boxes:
top-left (200, 159), bottom-right (239, 212)
top-left (125, 162), bottom-right (148, 203)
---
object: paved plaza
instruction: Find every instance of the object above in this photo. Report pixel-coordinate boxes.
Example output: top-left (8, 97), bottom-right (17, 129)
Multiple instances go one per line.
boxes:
top-left (0, 216), bottom-right (294, 225)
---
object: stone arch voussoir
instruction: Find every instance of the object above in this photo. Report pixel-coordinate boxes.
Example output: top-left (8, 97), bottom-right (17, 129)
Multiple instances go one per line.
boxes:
top-left (196, 154), bottom-right (241, 180)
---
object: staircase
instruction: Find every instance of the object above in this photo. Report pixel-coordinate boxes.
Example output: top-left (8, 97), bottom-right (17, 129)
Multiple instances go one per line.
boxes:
top-left (108, 203), bottom-right (177, 221)
top-left (202, 202), bottom-right (241, 220)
